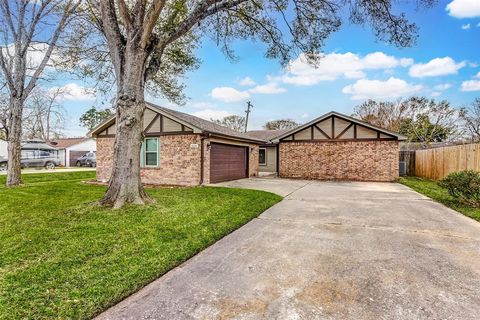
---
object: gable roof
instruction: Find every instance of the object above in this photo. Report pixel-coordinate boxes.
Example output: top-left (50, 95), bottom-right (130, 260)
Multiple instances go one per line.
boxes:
top-left (247, 129), bottom-right (291, 142)
top-left (89, 102), bottom-right (266, 143)
top-left (272, 111), bottom-right (407, 142)
top-left (147, 103), bottom-right (265, 143)
top-left (48, 138), bottom-right (91, 149)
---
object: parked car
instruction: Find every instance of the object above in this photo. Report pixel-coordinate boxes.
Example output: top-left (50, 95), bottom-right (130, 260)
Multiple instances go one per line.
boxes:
top-left (0, 157), bottom-right (6, 171)
top-left (0, 150), bottom-right (60, 170)
top-left (76, 152), bottom-right (96, 167)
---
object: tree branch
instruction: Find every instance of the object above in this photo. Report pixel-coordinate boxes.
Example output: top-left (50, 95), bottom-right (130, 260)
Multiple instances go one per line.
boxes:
top-left (140, 0), bottom-right (166, 48)
top-left (24, 0), bottom-right (81, 97)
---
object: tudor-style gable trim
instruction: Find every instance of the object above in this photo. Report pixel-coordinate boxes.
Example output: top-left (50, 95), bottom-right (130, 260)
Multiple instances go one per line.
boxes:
top-left (273, 111), bottom-right (406, 142)
top-left (89, 104), bottom-right (201, 137)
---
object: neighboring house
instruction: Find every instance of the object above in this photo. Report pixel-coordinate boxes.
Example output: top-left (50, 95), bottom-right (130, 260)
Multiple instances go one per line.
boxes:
top-left (49, 138), bottom-right (96, 167)
top-left (90, 103), bottom-right (264, 185)
top-left (90, 104), bottom-right (406, 185)
top-left (0, 140), bottom-right (6, 159)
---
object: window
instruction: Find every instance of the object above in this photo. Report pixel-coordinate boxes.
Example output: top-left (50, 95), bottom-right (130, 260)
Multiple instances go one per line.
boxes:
top-left (39, 151), bottom-right (52, 158)
top-left (143, 138), bottom-right (159, 167)
top-left (259, 148), bottom-right (266, 166)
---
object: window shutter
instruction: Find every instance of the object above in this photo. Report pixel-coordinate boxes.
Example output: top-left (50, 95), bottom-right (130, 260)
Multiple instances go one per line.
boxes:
top-left (140, 140), bottom-right (145, 167)
top-left (157, 139), bottom-right (161, 166)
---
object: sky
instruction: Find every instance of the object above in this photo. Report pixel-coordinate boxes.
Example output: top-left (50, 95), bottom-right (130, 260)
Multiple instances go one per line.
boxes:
top-left (55, 0), bottom-right (480, 136)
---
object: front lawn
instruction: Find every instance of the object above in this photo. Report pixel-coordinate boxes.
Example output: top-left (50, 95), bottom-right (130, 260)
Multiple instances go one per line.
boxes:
top-left (0, 172), bottom-right (281, 319)
top-left (399, 176), bottom-right (480, 222)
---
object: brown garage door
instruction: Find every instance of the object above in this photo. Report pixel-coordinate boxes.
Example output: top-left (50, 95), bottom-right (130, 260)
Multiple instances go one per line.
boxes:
top-left (210, 143), bottom-right (248, 183)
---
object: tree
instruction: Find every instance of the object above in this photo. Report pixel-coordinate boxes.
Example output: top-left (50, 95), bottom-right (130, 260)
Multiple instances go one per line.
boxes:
top-left (0, 93), bottom-right (8, 140)
top-left (80, 107), bottom-right (114, 131)
top-left (353, 99), bottom-right (410, 132)
top-left (82, 0), bottom-right (434, 207)
top-left (461, 98), bottom-right (480, 142)
top-left (212, 115), bottom-right (245, 132)
top-left (23, 88), bottom-right (66, 141)
top-left (0, 1), bottom-right (80, 186)
top-left (399, 97), bottom-right (464, 147)
top-left (264, 119), bottom-right (299, 130)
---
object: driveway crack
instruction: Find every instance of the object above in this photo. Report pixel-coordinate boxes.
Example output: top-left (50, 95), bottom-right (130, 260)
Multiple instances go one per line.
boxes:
top-left (256, 217), bottom-right (480, 241)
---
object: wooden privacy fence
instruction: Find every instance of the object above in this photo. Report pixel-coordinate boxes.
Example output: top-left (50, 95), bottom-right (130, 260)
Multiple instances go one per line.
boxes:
top-left (415, 143), bottom-right (480, 180)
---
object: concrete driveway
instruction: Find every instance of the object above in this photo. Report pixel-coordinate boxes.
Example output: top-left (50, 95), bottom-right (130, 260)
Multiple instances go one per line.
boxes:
top-left (97, 178), bottom-right (480, 320)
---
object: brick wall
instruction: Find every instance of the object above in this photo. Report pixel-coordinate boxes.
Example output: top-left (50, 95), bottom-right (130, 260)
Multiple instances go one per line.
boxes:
top-left (96, 135), bottom-right (202, 186)
top-left (141, 135), bottom-right (202, 185)
top-left (96, 135), bottom-right (259, 186)
top-left (249, 144), bottom-right (259, 177)
top-left (279, 141), bottom-right (399, 182)
top-left (96, 137), bottom-right (115, 182)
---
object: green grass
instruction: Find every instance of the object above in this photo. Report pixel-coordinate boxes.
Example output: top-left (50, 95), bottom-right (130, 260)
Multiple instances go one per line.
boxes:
top-left (0, 172), bottom-right (282, 319)
top-left (399, 176), bottom-right (480, 222)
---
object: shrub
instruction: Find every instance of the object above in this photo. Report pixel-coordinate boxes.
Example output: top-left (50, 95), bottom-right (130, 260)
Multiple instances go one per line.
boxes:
top-left (439, 170), bottom-right (480, 207)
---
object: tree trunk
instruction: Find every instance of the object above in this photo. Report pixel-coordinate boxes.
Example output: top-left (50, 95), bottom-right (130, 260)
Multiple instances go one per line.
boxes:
top-left (98, 51), bottom-right (153, 209)
top-left (6, 97), bottom-right (23, 186)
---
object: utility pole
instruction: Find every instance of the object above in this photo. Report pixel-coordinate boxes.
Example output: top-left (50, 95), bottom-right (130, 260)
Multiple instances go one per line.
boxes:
top-left (244, 101), bottom-right (253, 133)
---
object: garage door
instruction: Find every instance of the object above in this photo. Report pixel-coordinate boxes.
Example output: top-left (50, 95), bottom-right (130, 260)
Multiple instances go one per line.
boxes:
top-left (210, 143), bottom-right (248, 183)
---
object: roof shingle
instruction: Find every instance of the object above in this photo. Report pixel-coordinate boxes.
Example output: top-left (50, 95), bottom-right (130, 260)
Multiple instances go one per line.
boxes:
top-left (147, 103), bottom-right (266, 143)
top-left (48, 138), bottom-right (90, 149)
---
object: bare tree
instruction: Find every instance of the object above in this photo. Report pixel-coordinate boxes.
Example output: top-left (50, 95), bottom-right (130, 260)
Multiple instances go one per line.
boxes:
top-left (0, 0), bottom-right (80, 186)
top-left (264, 119), bottom-right (299, 130)
top-left (80, 0), bottom-right (434, 207)
top-left (401, 97), bottom-right (464, 147)
top-left (0, 92), bottom-right (8, 140)
top-left (212, 115), bottom-right (245, 132)
top-left (461, 98), bottom-right (480, 142)
top-left (23, 88), bottom-right (66, 141)
top-left (353, 99), bottom-right (410, 131)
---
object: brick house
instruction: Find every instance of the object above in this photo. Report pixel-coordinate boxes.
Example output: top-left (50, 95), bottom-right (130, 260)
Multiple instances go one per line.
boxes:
top-left (251, 111), bottom-right (406, 182)
top-left (90, 105), bottom-right (405, 185)
top-left (90, 103), bottom-right (263, 185)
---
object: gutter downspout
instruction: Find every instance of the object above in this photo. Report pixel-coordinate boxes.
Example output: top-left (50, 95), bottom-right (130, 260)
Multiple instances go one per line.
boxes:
top-left (199, 133), bottom-right (210, 185)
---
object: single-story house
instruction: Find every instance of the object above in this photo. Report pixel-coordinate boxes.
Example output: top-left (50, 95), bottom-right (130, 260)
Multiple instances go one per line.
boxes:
top-left (90, 103), bottom-right (264, 185)
top-left (48, 138), bottom-right (96, 167)
top-left (252, 111), bottom-right (406, 181)
top-left (90, 103), bottom-right (405, 185)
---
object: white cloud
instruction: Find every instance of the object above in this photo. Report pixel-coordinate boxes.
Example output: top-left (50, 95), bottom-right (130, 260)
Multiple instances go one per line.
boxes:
top-left (248, 82), bottom-right (286, 94)
top-left (433, 83), bottom-right (452, 91)
top-left (239, 77), bottom-right (256, 86)
top-left (1, 43), bottom-right (60, 75)
top-left (462, 23), bottom-right (471, 29)
top-left (409, 57), bottom-right (466, 78)
top-left (282, 52), bottom-right (413, 86)
top-left (342, 77), bottom-right (422, 100)
top-left (446, 0), bottom-right (480, 18)
top-left (475, 71), bottom-right (480, 78)
top-left (191, 109), bottom-right (231, 120)
top-left (431, 91), bottom-right (442, 97)
top-left (211, 87), bottom-right (250, 103)
top-left (50, 83), bottom-right (96, 101)
top-left (461, 80), bottom-right (480, 91)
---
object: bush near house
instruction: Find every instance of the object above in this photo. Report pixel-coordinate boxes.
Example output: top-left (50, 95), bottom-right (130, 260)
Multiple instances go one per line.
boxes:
top-left (438, 170), bottom-right (480, 207)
